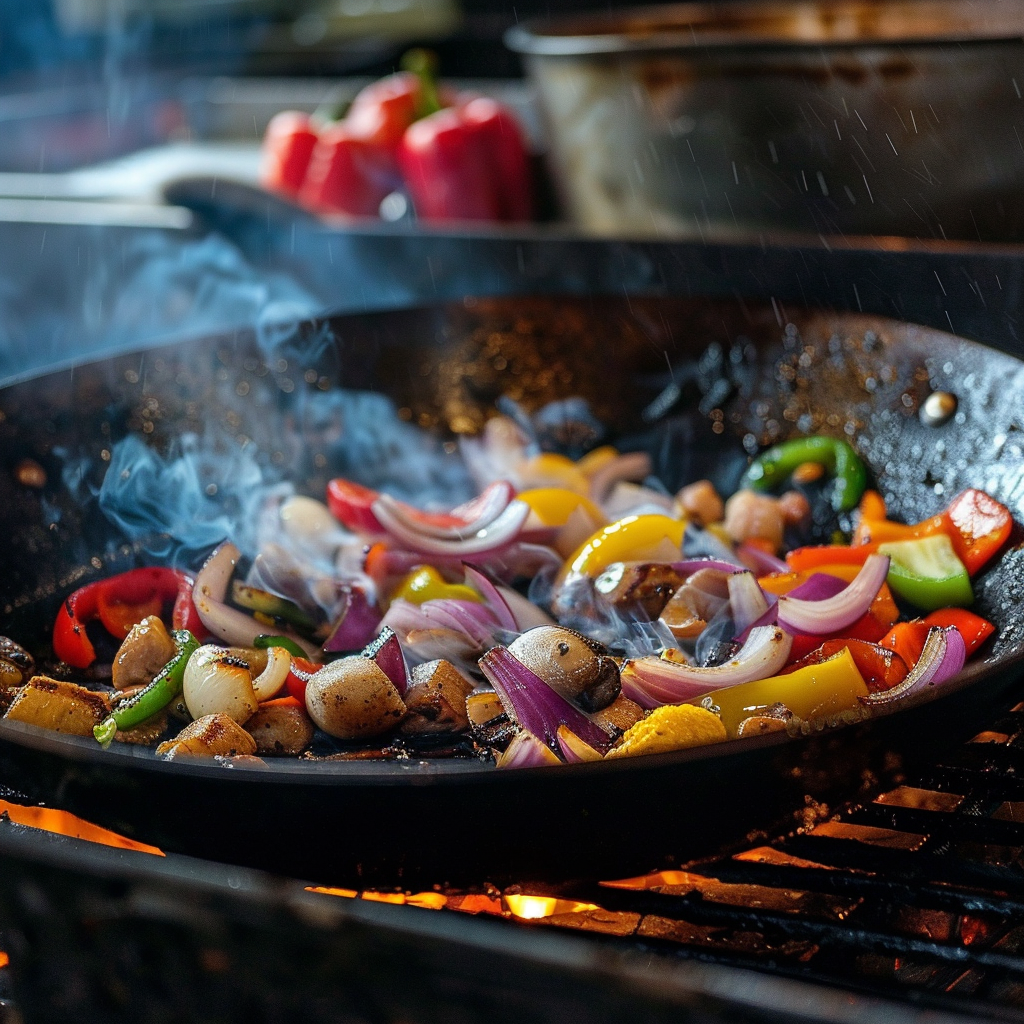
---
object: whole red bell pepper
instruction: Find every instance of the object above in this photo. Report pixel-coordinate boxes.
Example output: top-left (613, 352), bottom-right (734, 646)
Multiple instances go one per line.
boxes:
top-left (399, 95), bottom-right (533, 223)
top-left (53, 568), bottom-right (201, 670)
top-left (261, 111), bottom-right (320, 198)
top-left (299, 70), bottom-right (425, 217)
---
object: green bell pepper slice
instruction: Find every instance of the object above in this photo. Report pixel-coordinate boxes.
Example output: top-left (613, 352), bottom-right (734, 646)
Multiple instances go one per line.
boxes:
top-left (878, 534), bottom-right (974, 611)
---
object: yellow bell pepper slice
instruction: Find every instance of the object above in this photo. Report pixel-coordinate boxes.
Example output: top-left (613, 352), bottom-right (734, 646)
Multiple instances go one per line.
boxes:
top-left (575, 445), bottom-right (620, 477)
top-left (517, 487), bottom-right (607, 528)
top-left (392, 566), bottom-right (482, 605)
top-left (690, 647), bottom-right (869, 737)
top-left (519, 453), bottom-right (590, 495)
top-left (561, 514), bottom-right (686, 581)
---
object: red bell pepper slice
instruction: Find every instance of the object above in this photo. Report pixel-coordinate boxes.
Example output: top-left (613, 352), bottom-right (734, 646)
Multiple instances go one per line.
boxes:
top-left (785, 544), bottom-right (877, 571)
top-left (261, 111), bottom-right (320, 197)
top-left (285, 657), bottom-right (319, 703)
top-left (878, 621), bottom-right (931, 670)
top-left (943, 489), bottom-right (1013, 575)
top-left (922, 607), bottom-right (995, 655)
top-left (53, 568), bottom-right (199, 670)
top-left (783, 638), bottom-right (910, 693)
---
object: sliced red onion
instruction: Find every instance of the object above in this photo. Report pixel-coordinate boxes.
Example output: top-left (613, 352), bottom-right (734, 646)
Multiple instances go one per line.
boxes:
top-left (621, 626), bottom-right (793, 706)
top-left (424, 599), bottom-right (500, 647)
top-left (323, 585), bottom-right (383, 653)
top-left (588, 452), bottom-right (653, 503)
top-left (462, 563), bottom-right (518, 631)
top-left (497, 584), bottom-right (555, 630)
top-left (496, 731), bottom-right (561, 769)
top-left (195, 542), bottom-right (320, 659)
top-left (371, 498), bottom-right (530, 556)
top-left (479, 645), bottom-right (614, 753)
top-left (728, 571), bottom-right (770, 634)
top-left (556, 724), bottom-right (604, 763)
top-left (777, 555), bottom-right (890, 636)
top-left (737, 542), bottom-right (788, 575)
top-left (862, 626), bottom-right (967, 707)
top-left (374, 480), bottom-right (515, 542)
top-left (360, 626), bottom-right (409, 695)
top-left (789, 573), bottom-right (849, 601)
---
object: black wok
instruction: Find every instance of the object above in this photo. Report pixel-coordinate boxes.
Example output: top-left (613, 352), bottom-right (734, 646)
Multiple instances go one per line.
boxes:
top-left (1, 295), bottom-right (1023, 887)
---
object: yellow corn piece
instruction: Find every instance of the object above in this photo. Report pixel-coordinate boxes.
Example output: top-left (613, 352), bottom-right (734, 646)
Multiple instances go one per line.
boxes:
top-left (561, 514), bottom-right (687, 581)
top-left (517, 487), bottom-right (607, 528)
top-left (606, 704), bottom-right (726, 758)
top-left (691, 647), bottom-right (869, 737)
top-left (391, 566), bottom-right (482, 605)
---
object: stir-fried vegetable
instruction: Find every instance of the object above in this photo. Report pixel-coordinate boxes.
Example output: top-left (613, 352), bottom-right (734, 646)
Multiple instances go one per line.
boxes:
top-left (3, 421), bottom-right (1013, 770)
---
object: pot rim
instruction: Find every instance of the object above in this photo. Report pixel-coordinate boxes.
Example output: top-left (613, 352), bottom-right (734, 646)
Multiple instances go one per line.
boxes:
top-left (506, 0), bottom-right (1024, 57)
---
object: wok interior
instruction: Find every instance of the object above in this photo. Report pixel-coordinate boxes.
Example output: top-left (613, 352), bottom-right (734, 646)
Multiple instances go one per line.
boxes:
top-left (2, 294), bottom-right (1024, 674)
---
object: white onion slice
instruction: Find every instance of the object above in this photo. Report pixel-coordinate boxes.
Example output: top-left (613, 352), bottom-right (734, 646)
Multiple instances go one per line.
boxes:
top-left (193, 542), bottom-right (320, 659)
top-left (621, 626), bottom-right (793, 706)
top-left (251, 645), bottom-right (292, 701)
top-left (370, 499), bottom-right (530, 555)
top-left (777, 554), bottom-right (890, 635)
top-left (373, 480), bottom-right (515, 542)
top-left (728, 571), bottom-right (770, 634)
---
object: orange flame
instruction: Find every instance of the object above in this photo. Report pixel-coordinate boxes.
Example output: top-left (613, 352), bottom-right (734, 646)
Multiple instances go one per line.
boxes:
top-left (0, 800), bottom-right (163, 856)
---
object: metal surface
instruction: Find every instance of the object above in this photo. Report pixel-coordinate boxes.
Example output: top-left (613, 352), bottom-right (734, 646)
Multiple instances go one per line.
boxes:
top-left (508, 0), bottom-right (1024, 242)
top-left (1, 295), bottom-right (1024, 885)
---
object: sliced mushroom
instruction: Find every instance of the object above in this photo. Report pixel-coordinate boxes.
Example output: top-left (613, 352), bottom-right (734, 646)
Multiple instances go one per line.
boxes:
top-left (594, 561), bottom-right (688, 620)
top-left (111, 615), bottom-right (177, 691)
top-left (507, 625), bottom-right (621, 712)
top-left (246, 703), bottom-right (315, 756)
top-left (658, 568), bottom-right (732, 639)
top-left (400, 659), bottom-right (474, 735)
top-left (305, 657), bottom-right (406, 740)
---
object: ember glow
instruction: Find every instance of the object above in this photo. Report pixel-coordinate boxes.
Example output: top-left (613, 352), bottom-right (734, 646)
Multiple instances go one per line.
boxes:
top-left (0, 798), bottom-right (163, 855)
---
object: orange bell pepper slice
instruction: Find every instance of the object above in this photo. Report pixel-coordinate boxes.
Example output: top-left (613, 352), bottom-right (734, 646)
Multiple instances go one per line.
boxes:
top-left (878, 621), bottom-right (931, 669)
top-left (943, 489), bottom-right (1013, 575)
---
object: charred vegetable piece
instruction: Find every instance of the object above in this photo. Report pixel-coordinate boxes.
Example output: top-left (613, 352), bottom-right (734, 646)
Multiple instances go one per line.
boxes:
top-left (507, 626), bottom-right (620, 713)
top-left (95, 630), bottom-right (199, 745)
top-left (245, 700), bottom-right (315, 756)
top-left (157, 713), bottom-right (257, 760)
top-left (111, 615), bottom-right (177, 691)
top-left (658, 568), bottom-right (731, 639)
top-left (594, 562), bottom-right (688, 620)
top-left (590, 693), bottom-right (646, 735)
top-left (466, 690), bottom-right (517, 749)
top-left (0, 637), bottom-right (34, 692)
top-left (741, 435), bottom-right (868, 512)
top-left (400, 659), bottom-right (473, 735)
top-left (233, 585), bottom-right (319, 633)
top-left (304, 657), bottom-right (406, 739)
top-left (6, 676), bottom-right (110, 736)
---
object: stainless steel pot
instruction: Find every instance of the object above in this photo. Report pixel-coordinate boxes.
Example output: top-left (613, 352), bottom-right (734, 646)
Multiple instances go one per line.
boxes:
top-left (508, 0), bottom-right (1024, 242)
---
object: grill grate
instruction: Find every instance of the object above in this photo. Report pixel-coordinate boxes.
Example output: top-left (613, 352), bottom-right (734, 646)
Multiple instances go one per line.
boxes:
top-left (400, 697), bottom-right (1024, 1019)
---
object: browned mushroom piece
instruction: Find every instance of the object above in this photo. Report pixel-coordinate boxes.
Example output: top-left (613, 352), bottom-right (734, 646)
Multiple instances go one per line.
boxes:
top-left (304, 656), bottom-right (406, 740)
top-left (590, 693), bottom-right (646, 734)
top-left (246, 702), bottom-right (316, 756)
top-left (593, 561), bottom-right (688, 620)
top-left (400, 659), bottom-right (474, 735)
top-left (0, 637), bottom-right (35, 692)
top-left (507, 625), bottom-right (620, 712)
top-left (466, 690), bottom-right (517, 748)
top-left (111, 615), bottom-right (177, 690)
top-left (658, 567), bottom-right (732, 639)
top-left (4, 676), bottom-right (110, 736)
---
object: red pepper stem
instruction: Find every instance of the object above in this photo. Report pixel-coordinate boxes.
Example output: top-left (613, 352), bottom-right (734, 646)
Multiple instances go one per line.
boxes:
top-left (401, 48), bottom-right (444, 119)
